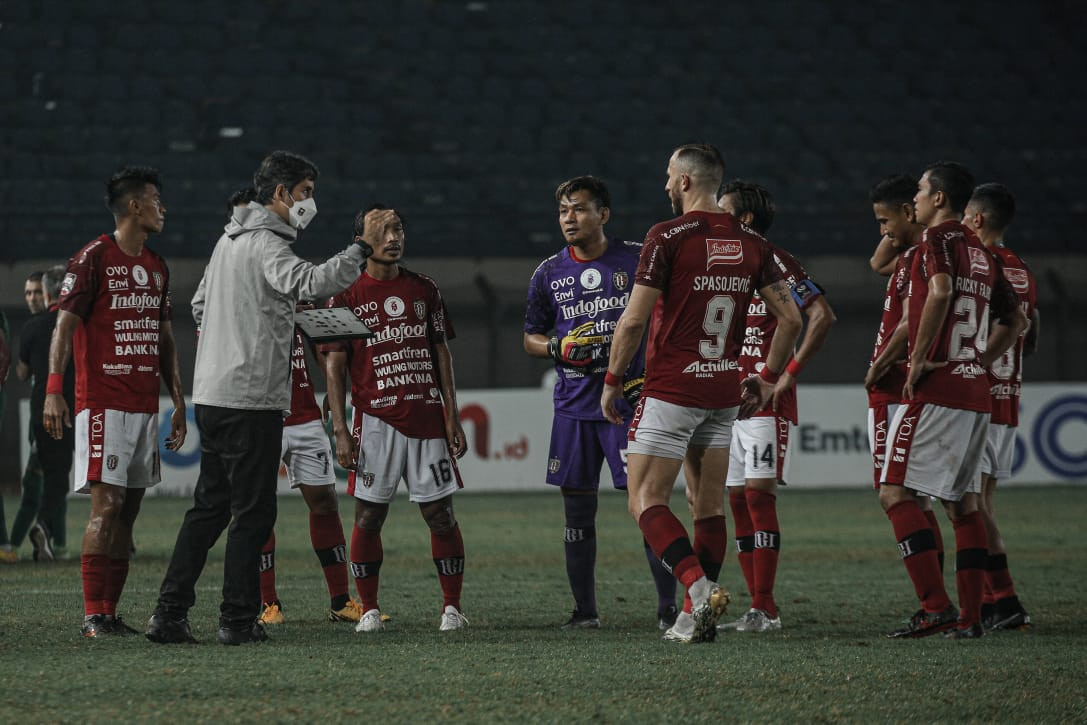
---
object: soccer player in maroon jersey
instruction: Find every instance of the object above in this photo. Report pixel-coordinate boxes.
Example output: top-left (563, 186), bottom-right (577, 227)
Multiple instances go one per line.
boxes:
top-left (43, 167), bottom-right (187, 637)
top-left (864, 175), bottom-right (948, 573)
top-left (602, 144), bottom-right (801, 643)
top-left (962, 183), bottom-right (1038, 631)
top-left (880, 162), bottom-right (1028, 639)
top-left (325, 205), bottom-right (469, 633)
top-left (715, 181), bottom-right (836, 633)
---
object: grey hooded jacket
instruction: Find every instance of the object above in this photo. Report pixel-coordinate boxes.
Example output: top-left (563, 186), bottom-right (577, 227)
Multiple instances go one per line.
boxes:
top-left (191, 202), bottom-right (365, 411)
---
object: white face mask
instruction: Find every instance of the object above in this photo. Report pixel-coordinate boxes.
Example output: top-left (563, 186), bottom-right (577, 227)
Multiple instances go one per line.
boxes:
top-left (286, 192), bottom-right (317, 230)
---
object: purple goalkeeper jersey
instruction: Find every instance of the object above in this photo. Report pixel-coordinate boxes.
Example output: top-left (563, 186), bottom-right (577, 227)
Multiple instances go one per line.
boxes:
top-left (525, 239), bottom-right (645, 420)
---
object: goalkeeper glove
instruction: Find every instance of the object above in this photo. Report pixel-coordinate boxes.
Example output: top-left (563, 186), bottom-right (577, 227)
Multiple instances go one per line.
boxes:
top-left (622, 375), bottom-right (645, 408)
top-left (548, 321), bottom-right (604, 367)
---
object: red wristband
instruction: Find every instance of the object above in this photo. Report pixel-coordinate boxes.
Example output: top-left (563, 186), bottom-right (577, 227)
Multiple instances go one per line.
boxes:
top-left (604, 371), bottom-right (622, 387)
top-left (759, 366), bottom-right (780, 384)
top-left (46, 373), bottom-right (65, 395)
top-left (785, 357), bottom-right (804, 378)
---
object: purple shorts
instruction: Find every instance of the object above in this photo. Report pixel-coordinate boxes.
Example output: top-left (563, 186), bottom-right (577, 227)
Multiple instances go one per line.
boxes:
top-left (545, 415), bottom-right (629, 491)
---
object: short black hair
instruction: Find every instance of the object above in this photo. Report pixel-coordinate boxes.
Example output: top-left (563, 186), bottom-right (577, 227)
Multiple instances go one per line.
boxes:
top-left (253, 150), bottom-right (319, 204)
top-left (41, 264), bottom-right (66, 299)
top-left (227, 187), bottom-right (257, 214)
top-left (353, 204), bottom-right (406, 237)
top-left (869, 174), bottom-right (917, 207)
top-left (555, 176), bottom-right (611, 210)
top-left (968, 183), bottom-right (1016, 231)
top-left (720, 179), bottom-right (775, 235)
top-left (673, 143), bottom-right (725, 191)
top-left (26, 270), bottom-right (44, 283)
top-left (105, 166), bottom-right (161, 217)
top-left (924, 161), bottom-right (975, 215)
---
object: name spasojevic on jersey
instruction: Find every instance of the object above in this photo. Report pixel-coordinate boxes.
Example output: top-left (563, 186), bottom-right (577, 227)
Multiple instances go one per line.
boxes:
top-left (524, 240), bottom-right (645, 420)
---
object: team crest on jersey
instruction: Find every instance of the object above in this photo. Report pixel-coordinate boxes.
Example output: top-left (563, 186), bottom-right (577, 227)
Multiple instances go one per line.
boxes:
top-left (547, 457), bottom-right (561, 474)
top-left (106, 455), bottom-right (119, 471)
top-left (361, 472), bottom-right (375, 488)
top-left (429, 387), bottom-right (440, 399)
top-left (413, 299), bottom-right (426, 320)
top-left (61, 273), bottom-right (76, 296)
top-left (132, 265), bottom-right (149, 287)
top-left (706, 239), bottom-right (743, 268)
top-left (384, 296), bottom-right (406, 317)
top-left (612, 270), bottom-right (628, 290)
top-left (152, 271), bottom-right (163, 290)
top-left (580, 268), bottom-right (602, 290)
top-left (968, 247), bottom-right (991, 277)
top-left (1003, 267), bottom-right (1030, 293)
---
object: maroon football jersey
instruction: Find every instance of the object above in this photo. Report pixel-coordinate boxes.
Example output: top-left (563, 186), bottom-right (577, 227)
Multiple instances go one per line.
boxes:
top-left (635, 211), bottom-right (783, 409)
top-left (906, 221), bottom-right (1017, 412)
top-left (58, 234), bottom-right (171, 414)
top-left (868, 246), bottom-right (919, 407)
top-left (285, 328), bottom-right (322, 427)
top-left (322, 269), bottom-right (455, 439)
top-left (739, 245), bottom-right (824, 425)
top-left (987, 244), bottom-right (1037, 426)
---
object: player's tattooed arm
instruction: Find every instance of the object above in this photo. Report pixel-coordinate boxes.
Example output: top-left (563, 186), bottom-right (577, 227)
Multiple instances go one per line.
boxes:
top-left (433, 341), bottom-right (466, 458)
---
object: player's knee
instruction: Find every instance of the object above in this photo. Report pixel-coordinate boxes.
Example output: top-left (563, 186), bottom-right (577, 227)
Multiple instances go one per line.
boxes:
top-left (304, 485), bottom-right (339, 515)
top-left (878, 484), bottom-right (907, 512)
top-left (421, 498), bottom-right (457, 535)
top-left (354, 502), bottom-right (388, 531)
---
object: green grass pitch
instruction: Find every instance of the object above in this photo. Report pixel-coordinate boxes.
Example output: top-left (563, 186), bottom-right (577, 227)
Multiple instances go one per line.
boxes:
top-left (1, 486), bottom-right (1085, 722)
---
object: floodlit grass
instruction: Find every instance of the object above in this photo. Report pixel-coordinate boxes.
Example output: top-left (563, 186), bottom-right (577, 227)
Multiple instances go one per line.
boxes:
top-left (1, 486), bottom-right (1085, 722)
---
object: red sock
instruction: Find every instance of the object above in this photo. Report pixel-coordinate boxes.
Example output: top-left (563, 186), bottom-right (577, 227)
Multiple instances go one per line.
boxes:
top-left (922, 509), bottom-right (945, 573)
top-left (259, 531), bottom-right (279, 605)
top-left (729, 488), bottom-right (755, 598)
top-left (683, 516), bottom-right (727, 611)
top-left (953, 511), bottom-right (988, 627)
top-left (81, 554), bottom-right (109, 617)
top-left (431, 525), bottom-right (465, 610)
top-left (886, 501), bottom-right (952, 612)
top-left (638, 505), bottom-right (703, 610)
top-left (100, 557), bottom-right (130, 617)
top-left (747, 489), bottom-right (780, 618)
top-left (985, 553), bottom-right (1017, 602)
top-left (350, 525), bottom-right (383, 612)
top-left (310, 512), bottom-right (349, 604)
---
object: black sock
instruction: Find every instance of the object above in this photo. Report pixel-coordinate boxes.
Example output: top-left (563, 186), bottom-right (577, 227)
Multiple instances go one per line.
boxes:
top-left (563, 493), bottom-right (598, 615)
top-left (644, 538), bottom-right (677, 613)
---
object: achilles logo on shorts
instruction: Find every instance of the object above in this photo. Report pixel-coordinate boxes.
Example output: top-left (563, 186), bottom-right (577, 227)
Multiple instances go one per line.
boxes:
top-left (950, 362), bottom-right (986, 379)
top-left (107, 455), bottom-right (119, 471)
top-left (706, 239), bottom-right (743, 268)
top-left (361, 472), bottom-right (375, 488)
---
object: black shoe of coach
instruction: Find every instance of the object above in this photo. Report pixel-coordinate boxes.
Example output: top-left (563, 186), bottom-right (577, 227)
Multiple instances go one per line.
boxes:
top-left (146, 611), bottom-right (198, 644)
top-left (217, 620), bottom-right (269, 646)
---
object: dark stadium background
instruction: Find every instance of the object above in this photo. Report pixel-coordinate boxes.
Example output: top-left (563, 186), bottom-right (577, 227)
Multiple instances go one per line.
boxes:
top-left (2, 0), bottom-right (1084, 485)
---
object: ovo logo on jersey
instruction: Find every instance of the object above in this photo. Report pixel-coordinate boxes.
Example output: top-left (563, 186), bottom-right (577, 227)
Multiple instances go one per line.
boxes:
top-left (384, 296), bottom-right (405, 317)
top-left (706, 239), bottom-right (743, 268)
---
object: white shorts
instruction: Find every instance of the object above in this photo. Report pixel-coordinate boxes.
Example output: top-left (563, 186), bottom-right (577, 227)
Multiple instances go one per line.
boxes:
top-left (74, 408), bottom-right (160, 493)
top-left (881, 402), bottom-right (989, 502)
top-left (980, 423), bottom-right (1016, 480)
top-left (867, 403), bottom-right (901, 489)
top-left (726, 416), bottom-right (792, 486)
top-left (626, 396), bottom-right (737, 460)
top-left (349, 411), bottom-right (462, 504)
top-left (281, 418), bottom-right (336, 487)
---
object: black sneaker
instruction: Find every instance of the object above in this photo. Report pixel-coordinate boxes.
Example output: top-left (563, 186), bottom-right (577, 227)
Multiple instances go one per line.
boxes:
top-left (218, 621), bottom-right (269, 646)
top-left (146, 611), bottom-right (198, 644)
top-left (82, 614), bottom-right (111, 638)
top-left (560, 609), bottom-right (601, 629)
top-left (980, 602), bottom-right (997, 630)
top-left (989, 597), bottom-right (1031, 631)
top-left (945, 621), bottom-right (985, 639)
top-left (886, 605), bottom-right (959, 638)
top-left (30, 522), bottom-right (53, 562)
top-left (658, 604), bottom-right (678, 631)
top-left (108, 615), bottom-right (141, 636)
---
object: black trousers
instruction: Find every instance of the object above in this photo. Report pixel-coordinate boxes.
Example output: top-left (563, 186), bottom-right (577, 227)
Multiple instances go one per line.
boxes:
top-left (33, 419), bottom-right (73, 545)
top-left (156, 405), bottom-right (282, 628)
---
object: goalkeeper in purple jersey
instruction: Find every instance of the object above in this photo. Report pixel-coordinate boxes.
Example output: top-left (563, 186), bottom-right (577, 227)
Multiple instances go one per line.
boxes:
top-left (524, 176), bottom-right (678, 630)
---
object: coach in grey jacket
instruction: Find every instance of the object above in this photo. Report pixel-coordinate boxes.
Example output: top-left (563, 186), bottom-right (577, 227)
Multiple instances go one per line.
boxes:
top-left (149, 150), bottom-right (368, 646)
